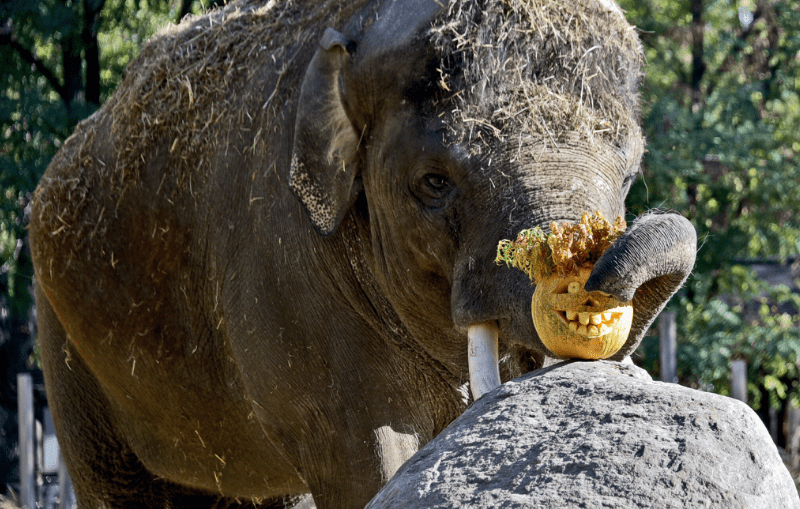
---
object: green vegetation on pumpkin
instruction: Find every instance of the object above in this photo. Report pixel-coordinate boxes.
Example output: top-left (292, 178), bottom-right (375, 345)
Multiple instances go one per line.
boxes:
top-left (496, 212), bottom-right (627, 284)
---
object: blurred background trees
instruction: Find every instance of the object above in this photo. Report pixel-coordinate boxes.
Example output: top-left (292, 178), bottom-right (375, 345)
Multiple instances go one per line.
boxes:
top-left (618, 0), bottom-right (800, 442)
top-left (0, 0), bottom-right (798, 490)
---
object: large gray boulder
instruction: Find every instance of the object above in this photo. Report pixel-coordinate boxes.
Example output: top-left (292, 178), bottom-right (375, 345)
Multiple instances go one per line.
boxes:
top-left (367, 361), bottom-right (800, 508)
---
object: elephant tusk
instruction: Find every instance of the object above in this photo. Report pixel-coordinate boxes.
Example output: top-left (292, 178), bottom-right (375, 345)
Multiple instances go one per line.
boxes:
top-left (468, 321), bottom-right (501, 400)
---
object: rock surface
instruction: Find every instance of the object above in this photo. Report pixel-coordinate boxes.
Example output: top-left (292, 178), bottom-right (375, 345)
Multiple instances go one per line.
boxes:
top-left (367, 361), bottom-right (800, 508)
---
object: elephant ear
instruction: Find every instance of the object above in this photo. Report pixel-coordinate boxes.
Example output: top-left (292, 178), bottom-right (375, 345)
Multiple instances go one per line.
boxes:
top-left (290, 28), bottom-right (362, 237)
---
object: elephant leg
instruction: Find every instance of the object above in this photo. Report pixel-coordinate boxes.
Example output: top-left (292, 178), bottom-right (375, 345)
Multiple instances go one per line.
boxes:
top-left (295, 441), bottom-right (383, 509)
top-left (288, 495), bottom-right (318, 509)
top-left (36, 285), bottom-right (294, 508)
top-left (373, 425), bottom-right (419, 482)
top-left (37, 283), bottom-right (158, 507)
top-left (271, 416), bottom-right (412, 508)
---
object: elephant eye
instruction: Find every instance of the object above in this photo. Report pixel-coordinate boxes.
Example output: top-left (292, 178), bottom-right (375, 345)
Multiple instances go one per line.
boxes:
top-left (414, 172), bottom-right (453, 205)
top-left (425, 174), bottom-right (449, 192)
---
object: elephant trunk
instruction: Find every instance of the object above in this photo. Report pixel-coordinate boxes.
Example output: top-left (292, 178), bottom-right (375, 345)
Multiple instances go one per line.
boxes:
top-left (584, 210), bottom-right (697, 358)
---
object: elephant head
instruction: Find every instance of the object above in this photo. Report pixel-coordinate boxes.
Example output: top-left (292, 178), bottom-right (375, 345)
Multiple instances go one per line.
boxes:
top-left (290, 0), bottom-right (696, 398)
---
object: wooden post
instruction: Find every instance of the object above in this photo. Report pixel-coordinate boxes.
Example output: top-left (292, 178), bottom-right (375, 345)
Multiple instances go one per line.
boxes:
top-left (58, 450), bottom-right (76, 509)
top-left (659, 311), bottom-right (677, 383)
top-left (789, 320), bottom-right (800, 467)
top-left (731, 359), bottom-right (748, 404)
top-left (768, 406), bottom-right (779, 444)
top-left (17, 372), bottom-right (36, 509)
top-left (789, 404), bottom-right (800, 470)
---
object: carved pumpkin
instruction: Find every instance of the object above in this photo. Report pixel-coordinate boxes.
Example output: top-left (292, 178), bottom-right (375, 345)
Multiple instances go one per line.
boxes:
top-left (531, 266), bottom-right (633, 359)
top-left (497, 212), bottom-right (632, 359)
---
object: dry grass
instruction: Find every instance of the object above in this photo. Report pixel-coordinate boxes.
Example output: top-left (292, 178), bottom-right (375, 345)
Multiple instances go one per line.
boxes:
top-left (107, 0), bottom-right (333, 197)
top-left (31, 0), bottom-right (367, 269)
top-left (496, 211), bottom-right (627, 283)
top-left (428, 0), bottom-right (644, 152)
top-left (0, 493), bottom-right (19, 509)
top-left (38, 0), bottom-right (644, 221)
top-left (34, 0), bottom-right (367, 204)
top-left (32, 0), bottom-right (645, 278)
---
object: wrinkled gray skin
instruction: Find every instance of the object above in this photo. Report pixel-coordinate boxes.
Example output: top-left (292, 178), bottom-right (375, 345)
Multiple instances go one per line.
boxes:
top-left (29, 0), bottom-right (696, 508)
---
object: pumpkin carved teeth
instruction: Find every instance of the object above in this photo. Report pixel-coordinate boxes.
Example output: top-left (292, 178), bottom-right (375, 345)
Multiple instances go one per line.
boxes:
top-left (557, 309), bottom-right (624, 338)
top-left (497, 213), bottom-right (632, 359)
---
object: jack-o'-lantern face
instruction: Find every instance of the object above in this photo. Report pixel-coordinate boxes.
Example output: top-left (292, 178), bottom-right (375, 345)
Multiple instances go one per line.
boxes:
top-left (531, 266), bottom-right (633, 359)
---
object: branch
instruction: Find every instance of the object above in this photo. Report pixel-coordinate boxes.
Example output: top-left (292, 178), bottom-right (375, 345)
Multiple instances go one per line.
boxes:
top-left (85, 0), bottom-right (107, 30)
top-left (0, 24), bottom-right (67, 103)
top-left (760, 1), bottom-right (785, 102)
top-left (82, 0), bottom-right (107, 105)
top-left (177, 0), bottom-right (193, 23)
top-left (690, 0), bottom-right (705, 110)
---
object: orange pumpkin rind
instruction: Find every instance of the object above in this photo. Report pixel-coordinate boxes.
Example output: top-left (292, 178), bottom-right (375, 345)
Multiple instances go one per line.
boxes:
top-left (531, 266), bottom-right (632, 360)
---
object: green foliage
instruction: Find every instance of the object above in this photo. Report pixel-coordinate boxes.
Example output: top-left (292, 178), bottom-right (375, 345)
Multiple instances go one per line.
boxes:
top-left (497, 227), bottom-right (550, 283)
top-left (98, 0), bottom-right (176, 97)
top-left (0, 9), bottom-right (70, 317)
top-left (620, 0), bottom-right (800, 413)
top-left (674, 276), bottom-right (800, 408)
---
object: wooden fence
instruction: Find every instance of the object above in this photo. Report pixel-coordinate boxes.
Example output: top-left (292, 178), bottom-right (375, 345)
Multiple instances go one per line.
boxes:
top-left (657, 311), bottom-right (800, 469)
top-left (657, 311), bottom-right (747, 401)
top-left (16, 373), bottom-right (75, 509)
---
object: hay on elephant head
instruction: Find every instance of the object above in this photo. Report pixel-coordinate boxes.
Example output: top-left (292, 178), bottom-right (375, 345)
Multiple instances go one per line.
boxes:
top-left (105, 0), bottom-right (642, 191)
top-left (105, 0), bottom-right (368, 198)
top-left (32, 0), bottom-right (375, 275)
top-left (428, 0), bottom-right (644, 152)
top-left (47, 0), bottom-right (643, 211)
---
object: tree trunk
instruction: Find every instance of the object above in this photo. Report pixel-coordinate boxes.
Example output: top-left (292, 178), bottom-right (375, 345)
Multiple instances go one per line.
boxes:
top-left (83, 0), bottom-right (106, 107)
top-left (690, 0), bottom-right (705, 113)
top-left (61, 34), bottom-right (84, 120)
top-left (178, 0), bottom-right (194, 23)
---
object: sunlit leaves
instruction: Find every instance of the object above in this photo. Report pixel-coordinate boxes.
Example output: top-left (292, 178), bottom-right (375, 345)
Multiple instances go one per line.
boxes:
top-left (99, 0), bottom-right (174, 98)
top-left (620, 0), bottom-right (800, 412)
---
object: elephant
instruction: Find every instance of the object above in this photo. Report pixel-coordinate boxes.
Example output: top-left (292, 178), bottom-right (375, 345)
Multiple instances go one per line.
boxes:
top-left (28, 0), bottom-right (696, 508)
